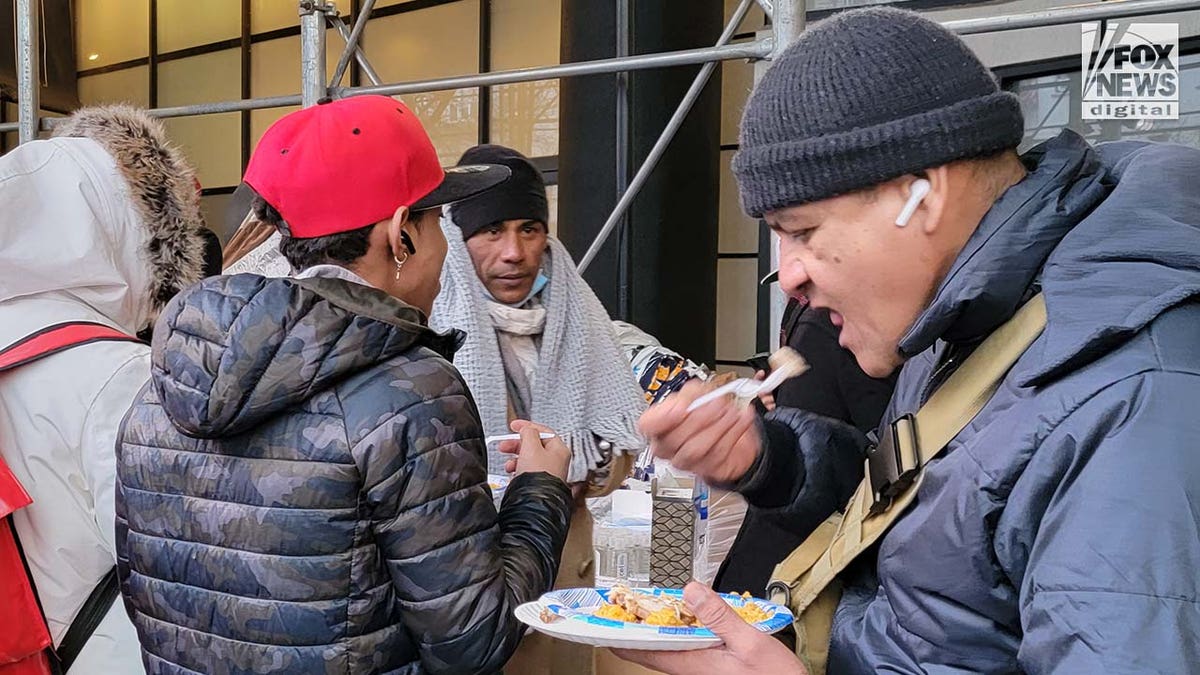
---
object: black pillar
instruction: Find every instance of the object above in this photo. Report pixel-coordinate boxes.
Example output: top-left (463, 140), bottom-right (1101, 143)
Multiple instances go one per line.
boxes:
top-left (558, 0), bottom-right (722, 365)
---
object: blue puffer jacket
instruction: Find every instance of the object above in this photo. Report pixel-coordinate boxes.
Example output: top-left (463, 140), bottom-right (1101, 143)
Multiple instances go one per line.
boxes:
top-left (114, 274), bottom-right (573, 674)
top-left (741, 131), bottom-right (1200, 673)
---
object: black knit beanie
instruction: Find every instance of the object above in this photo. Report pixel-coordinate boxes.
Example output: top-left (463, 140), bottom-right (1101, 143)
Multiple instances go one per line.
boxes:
top-left (450, 144), bottom-right (548, 240)
top-left (733, 7), bottom-right (1025, 217)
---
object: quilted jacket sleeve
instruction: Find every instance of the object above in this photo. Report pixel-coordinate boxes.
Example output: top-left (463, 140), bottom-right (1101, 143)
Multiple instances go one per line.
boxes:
top-left (1009, 372), bottom-right (1200, 674)
top-left (734, 408), bottom-right (870, 519)
top-left (356, 355), bottom-right (573, 675)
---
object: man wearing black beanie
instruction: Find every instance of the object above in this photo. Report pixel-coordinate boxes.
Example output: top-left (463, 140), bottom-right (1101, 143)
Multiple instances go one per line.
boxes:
top-left (431, 145), bottom-right (649, 674)
top-left (620, 6), bottom-right (1200, 675)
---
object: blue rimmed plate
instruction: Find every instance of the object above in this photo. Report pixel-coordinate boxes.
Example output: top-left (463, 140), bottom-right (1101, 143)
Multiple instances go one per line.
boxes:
top-left (514, 586), bottom-right (793, 650)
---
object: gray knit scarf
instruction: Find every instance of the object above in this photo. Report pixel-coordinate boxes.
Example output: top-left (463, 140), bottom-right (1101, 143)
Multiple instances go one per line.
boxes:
top-left (431, 216), bottom-right (646, 481)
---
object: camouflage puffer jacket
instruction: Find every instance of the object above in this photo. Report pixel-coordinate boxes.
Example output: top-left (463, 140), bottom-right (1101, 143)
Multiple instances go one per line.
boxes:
top-left (115, 274), bottom-right (573, 674)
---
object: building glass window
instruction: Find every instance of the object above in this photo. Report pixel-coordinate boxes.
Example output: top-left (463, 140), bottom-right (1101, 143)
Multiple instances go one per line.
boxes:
top-left (1009, 52), bottom-right (1200, 150)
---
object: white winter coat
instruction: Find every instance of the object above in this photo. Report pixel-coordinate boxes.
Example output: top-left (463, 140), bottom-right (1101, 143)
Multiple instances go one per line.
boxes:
top-left (0, 107), bottom-right (206, 674)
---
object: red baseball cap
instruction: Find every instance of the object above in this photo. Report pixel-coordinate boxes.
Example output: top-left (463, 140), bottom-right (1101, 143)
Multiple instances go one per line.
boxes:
top-left (244, 95), bottom-right (510, 239)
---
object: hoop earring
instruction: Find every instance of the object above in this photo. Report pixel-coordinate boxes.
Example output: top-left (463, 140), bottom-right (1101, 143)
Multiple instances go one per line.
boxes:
top-left (393, 251), bottom-right (409, 280)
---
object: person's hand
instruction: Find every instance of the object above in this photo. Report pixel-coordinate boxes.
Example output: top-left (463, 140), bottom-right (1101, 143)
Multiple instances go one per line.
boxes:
top-left (611, 582), bottom-right (807, 675)
top-left (638, 380), bottom-right (762, 484)
top-left (755, 370), bottom-right (777, 412)
top-left (498, 420), bottom-right (571, 482)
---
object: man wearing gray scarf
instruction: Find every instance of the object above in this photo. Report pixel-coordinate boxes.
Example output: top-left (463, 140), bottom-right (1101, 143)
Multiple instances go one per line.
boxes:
top-left (432, 144), bottom-right (646, 675)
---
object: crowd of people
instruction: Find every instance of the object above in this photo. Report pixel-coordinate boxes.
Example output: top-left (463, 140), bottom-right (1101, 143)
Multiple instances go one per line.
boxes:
top-left (0, 6), bottom-right (1197, 675)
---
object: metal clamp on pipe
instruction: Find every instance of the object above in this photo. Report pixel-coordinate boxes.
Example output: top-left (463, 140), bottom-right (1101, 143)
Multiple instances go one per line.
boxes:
top-left (298, 0), bottom-right (337, 16)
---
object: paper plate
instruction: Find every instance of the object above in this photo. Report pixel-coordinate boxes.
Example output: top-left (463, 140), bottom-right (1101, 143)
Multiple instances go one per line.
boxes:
top-left (487, 474), bottom-right (511, 496)
top-left (514, 587), bottom-right (793, 651)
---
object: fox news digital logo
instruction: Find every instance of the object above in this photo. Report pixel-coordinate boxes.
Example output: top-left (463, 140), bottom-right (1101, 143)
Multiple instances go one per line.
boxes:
top-left (1081, 22), bottom-right (1178, 120)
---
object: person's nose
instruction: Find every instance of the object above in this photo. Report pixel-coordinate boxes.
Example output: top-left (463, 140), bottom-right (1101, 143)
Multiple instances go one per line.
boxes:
top-left (777, 248), bottom-right (810, 299)
top-left (498, 231), bottom-right (524, 264)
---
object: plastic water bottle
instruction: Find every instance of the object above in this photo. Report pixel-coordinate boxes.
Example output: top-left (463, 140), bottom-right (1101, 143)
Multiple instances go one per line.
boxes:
top-left (628, 524), bottom-right (651, 586)
top-left (692, 478), bottom-right (711, 582)
top-left (594, 521), bottom-right (652, 588)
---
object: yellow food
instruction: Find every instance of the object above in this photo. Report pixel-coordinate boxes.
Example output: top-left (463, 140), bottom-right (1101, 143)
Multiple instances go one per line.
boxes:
top-left (732, 602), bottom-right (770, 624)
top-left (643, 608), bottom-right (690, 627)
top-left (595, 587), bottom-right (771, 627)
top-left (594, 602), bottom-right (639, 623)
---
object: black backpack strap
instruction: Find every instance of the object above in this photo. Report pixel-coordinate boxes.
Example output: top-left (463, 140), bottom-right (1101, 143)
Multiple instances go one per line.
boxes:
top-left (53, 568), bottom-right (120, 672)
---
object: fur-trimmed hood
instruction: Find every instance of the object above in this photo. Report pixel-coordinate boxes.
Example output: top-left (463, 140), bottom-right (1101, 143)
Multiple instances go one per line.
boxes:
top-left (52, 105), bottom-right (208, 310)
top-left (0, 105), bottom-right (207, 338)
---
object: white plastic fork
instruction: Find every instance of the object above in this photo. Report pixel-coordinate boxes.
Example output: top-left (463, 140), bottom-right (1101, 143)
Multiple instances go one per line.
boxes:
top-left (485, 432), bottom-right (556, 446)
top-left (685, 378), bottom-right (766, 412)
top-left (685, 347), bottom-right (809, 412)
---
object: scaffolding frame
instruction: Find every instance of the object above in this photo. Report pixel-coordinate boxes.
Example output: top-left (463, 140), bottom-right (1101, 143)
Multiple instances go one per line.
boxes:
top-left (5, 0), bottom-right (1200, 267)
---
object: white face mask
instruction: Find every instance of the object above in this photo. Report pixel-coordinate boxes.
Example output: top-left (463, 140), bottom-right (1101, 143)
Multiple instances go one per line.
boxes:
top-left (894, 178), bottom-right (932, 227)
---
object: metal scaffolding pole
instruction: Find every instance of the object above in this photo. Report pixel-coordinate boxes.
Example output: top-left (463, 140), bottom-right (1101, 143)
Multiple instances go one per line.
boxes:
top-left (17, 94), bottom-right (306, 133)
top-left (330, 0), bottom-right (376, 88)
top-left (1, 0), bottom-right (1195, 155)
top-left (337, 41), bottom-right (772, 98)
top-left (761, 0), bottom-right (805, 350)
top-left (945, 0), bottom-right (1200, 36)
top-left (771, 0), bottom-right (804, 54)
top-left (300, 1), bottom-right (333, 106)
top-left (16, 0), bottom-right (40, 144)
top-left (576, 0), bottom-right (757, 274)
top-left (115, 94), bottom-right (306, 120)
top-left (330, 15), bottom-right (383, 86)
top-left (5, 0), bottom-right (1191, 140)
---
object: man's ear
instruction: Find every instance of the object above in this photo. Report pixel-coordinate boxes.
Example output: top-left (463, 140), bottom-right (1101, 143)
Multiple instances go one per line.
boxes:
top-left (387, 205), bottom-right (412, 260)
top-left (917, 166), bottom-right (949, 235)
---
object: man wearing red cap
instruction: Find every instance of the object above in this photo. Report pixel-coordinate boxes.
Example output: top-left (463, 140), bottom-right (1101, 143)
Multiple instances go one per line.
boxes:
top-left (114, 95), bottom-right (577, 674)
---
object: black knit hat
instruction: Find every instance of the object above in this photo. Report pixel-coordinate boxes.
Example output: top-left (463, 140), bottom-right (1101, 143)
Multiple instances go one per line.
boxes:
top-left (733, 7), bottom-right (1024, 218)
top-left (450, 144), bottom-right (548, 240)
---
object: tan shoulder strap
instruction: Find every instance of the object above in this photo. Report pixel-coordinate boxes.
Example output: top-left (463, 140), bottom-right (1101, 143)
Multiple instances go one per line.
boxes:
top-left (866, 293), bottom-right (1048, 514)
top-left (770, 293), bottom-right (1047, 612)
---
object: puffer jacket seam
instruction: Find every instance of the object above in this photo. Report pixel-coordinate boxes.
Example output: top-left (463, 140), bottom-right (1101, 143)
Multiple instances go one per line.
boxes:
top-left (158, 376), bottom-right (214, 397)
top-left (127, 527), bottom-right (365, 559)
top-left (396, 557), bottom-right (496, 606)
top-left (134, 608), bottom-right (340, 649)
top-left (211, 289), bottom-right (301, 425)
top-left (120, 483), bottom-right (358, 512)
top-left (301, 311), bottom-right (356, 403)
top-left (356, 394), bottom-right (475, 490)
top-left (1029, 586), bottom-right (1200, 605)
top-left (167, 324), bottom-right (227, 350)
top-left (421, 604), bottom-right (506, 650)
top-left (144, 651), bottom-right (206, 675)
top-left (378, 469), bottom-right (488, 523)
top-left (150, 286), bottom-right (261, 421)
top-left (122, 438), bottom-right (352, 464)
top-left (127, 527), bottom-right (366, 561)
top-left (129, 568), bottom-right (348, 605)
top-left (388, 524), bottom-right (496, 568)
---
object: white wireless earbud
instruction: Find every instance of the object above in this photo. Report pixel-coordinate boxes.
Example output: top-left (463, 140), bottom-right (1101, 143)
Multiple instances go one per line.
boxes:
top-left (894, 178), bottom-right (931, 227)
